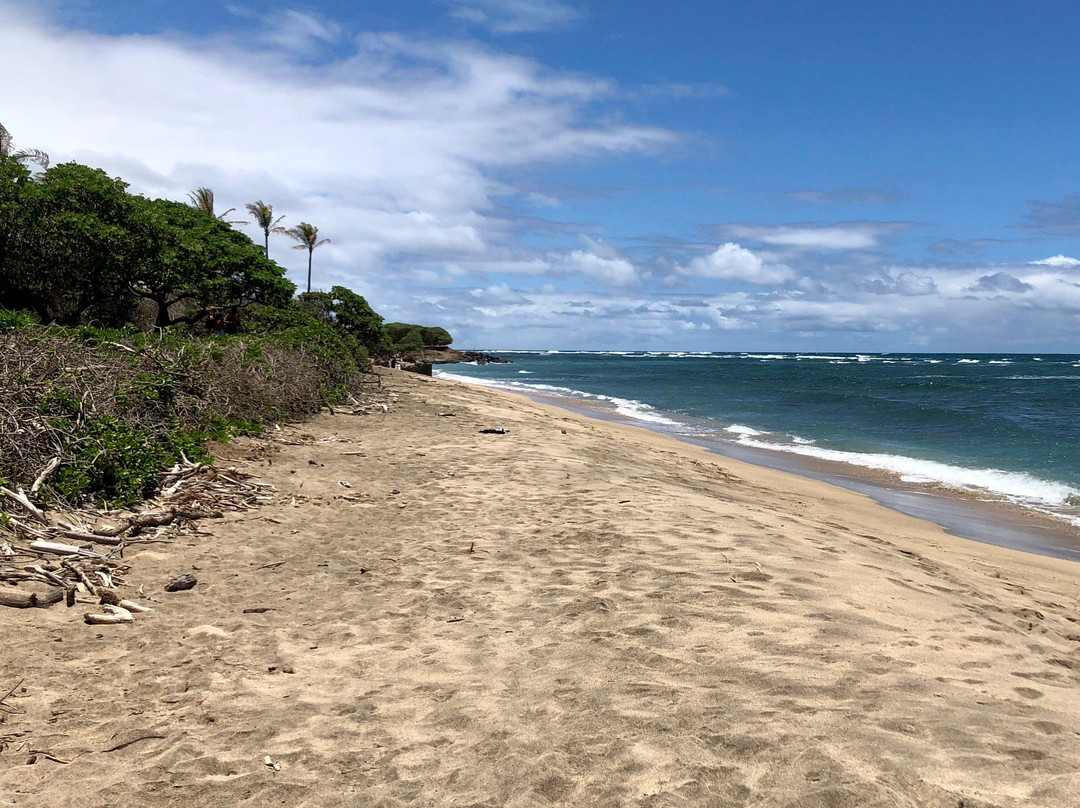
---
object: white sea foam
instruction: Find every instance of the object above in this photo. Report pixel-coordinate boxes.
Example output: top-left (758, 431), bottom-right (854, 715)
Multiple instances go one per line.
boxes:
top-left (746, 353), bottom-right (786, 360)
top-left (725, 432), bottom-right (1080, 512)
top-left (517, 370), bottom-right (533, 374)
top-left (957, 359), bottom-right (980, 364)
top-left (724, 424), bottom-right (765, 437)
top-left (1006, 375), bottom-right (1080, 381)
top-left (432, 371), bottom-right (681, 426)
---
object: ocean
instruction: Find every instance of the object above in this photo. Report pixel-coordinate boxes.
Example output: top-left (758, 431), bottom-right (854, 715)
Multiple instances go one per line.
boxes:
top-left (434, 352), bottom-right (1080, 543)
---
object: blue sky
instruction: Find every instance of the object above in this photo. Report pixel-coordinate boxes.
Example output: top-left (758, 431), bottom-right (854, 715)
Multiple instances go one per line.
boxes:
top-left (3, 0), bottom-right (1080, 350)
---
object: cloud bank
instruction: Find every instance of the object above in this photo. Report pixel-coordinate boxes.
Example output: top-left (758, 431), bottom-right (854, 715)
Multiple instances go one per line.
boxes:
top-left (2, 1), bottom-right (1079, 351)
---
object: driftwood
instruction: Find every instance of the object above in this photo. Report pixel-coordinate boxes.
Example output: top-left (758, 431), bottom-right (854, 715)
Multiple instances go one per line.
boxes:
top-left (0, 585), bottom-right (68, 609)
top-left (30, 457), bottom-right (61, 495)
top-left (84, 604), bottom-right (133, 625)
top-left (2, 455), bottom-right (275, 618)
top-left (0, 486), bottom-right (47, 524)
top-left (28, 540), bottom-right (103, 559)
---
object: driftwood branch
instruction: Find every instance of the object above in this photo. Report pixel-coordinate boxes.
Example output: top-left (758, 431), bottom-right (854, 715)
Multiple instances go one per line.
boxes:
top-left (29, 457), bottom-right (61, 495)
top-left (0, 585), bottom-right (67, 609)
top-left (1, 486), bottom-right (48, 525)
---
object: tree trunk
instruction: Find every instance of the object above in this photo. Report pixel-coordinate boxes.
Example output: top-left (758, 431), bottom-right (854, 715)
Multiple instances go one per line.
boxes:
top-left (307, 249), bottom-right (312, 293)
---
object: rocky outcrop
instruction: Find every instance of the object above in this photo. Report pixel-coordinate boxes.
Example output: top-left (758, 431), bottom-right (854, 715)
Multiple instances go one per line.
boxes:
top-left (415, 348), bottom-right (511, 365)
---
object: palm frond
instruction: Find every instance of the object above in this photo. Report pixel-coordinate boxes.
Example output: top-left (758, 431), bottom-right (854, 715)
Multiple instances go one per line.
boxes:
top-left (0, 122), bottom-right (50, 168)
top-left (0, 122), bottom-right (13, 156)
top-left (188, 187), bottom-right (217, 216)
top-left (14, 148), bottom-right (49, 169)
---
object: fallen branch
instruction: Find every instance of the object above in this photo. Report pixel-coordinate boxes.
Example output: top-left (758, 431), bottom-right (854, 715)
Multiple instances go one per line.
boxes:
top-left (84, 604), bottom-right (133, 625)
top-left (0, 585), bottom-right (67, 609)
top-left (28, 540), bottom-right (102, 559)
top-left (1, 486), bottom-right (48, 525)
top-left (29, 457), bottom-right (61, 495)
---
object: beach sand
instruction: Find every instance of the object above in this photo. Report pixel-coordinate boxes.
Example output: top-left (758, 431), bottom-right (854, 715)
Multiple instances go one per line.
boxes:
top-left (2, 369), bottom-right (1080, 807)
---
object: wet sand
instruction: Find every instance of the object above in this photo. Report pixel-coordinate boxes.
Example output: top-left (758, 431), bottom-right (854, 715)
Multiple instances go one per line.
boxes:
top-left (514, 386), bottom-right (1080, 563)
top-left (2, 369), bottom-right (1080, 807)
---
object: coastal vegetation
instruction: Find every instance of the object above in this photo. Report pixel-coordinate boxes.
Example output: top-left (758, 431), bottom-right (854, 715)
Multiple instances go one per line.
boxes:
top-left (386, 322), bottom-right (454, 355)
top-left (0, 146), bottom-right (452, 508)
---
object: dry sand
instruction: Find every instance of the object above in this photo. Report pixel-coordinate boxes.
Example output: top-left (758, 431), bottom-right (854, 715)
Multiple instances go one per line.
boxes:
top-left (2, 369), bottom-right (1080, 807)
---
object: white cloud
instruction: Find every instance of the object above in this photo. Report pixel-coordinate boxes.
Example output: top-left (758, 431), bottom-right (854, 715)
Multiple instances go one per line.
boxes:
top-left (447, 0), bottom-right (582, 34)
top-left (259, 9), bottom-right (343, 54)
top-left (680, 243), bottom-right (795, 284)
top-left (723, 222), bottom-right (909, 250)
top-left (563, 249), bottom-right (638, 286)
top-left (1029, 254), bottom-right (1080, 268)
top-left (0, 0), bottom-right (671, 297)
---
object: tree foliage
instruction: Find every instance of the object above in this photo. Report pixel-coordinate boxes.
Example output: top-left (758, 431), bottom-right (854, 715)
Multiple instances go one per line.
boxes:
top-left (187, 186), bottom-right (242, 224)
top-left (297, 286), bottom-right (385, 352)
top-left (246, 199), bottom-right (285, 257)
top-left (130, 198), bottom-right (294, 326)
top-left (283, 221), bottom-right (329, 293)
top-left (0, 157), bottom-right (294, 327)
top-left (0, 160), bottom-right (139, 324)
top-left (385, 321), bottom-right (453, 349)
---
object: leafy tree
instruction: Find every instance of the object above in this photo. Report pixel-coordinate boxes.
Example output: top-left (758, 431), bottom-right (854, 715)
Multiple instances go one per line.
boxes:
top-left (2, 162), bottom-right (139, 324)
top-left (283, 222), bottom-right (329, 293)
top-left (0, 121), bottom-right (49, 168)
top-left (188, 187), bottom-right (242, 224)
top-left (0, 156), bottom-right (33, 303)
top-left (245, 200), bottom-right (285, 257)
top-left (297, 286), bottom-right (385, 352)
top-left (130, 197), bottom-right (294, 327)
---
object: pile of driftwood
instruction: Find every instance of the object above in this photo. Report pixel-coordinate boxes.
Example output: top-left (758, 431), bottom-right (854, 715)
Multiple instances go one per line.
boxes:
top-left (0, 454), bottom-right (275, 624)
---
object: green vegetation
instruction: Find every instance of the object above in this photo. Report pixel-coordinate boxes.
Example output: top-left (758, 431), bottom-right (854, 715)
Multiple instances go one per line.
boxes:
top-left (282, 221), bottom-right (330, 293)
top-left (385, 322), bottom-right (453, 354)
top-left (0, 148), bottom-right (423, 508)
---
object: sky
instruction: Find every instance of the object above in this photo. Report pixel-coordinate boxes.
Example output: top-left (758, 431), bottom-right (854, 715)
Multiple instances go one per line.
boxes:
top-left (2, 0), bottom-right (1079, 351)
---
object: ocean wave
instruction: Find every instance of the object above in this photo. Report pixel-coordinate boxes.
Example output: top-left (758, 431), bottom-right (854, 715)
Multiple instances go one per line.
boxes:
top-left (433, 370), bottom-right (681, 427)
top-left (1006, 375), bottom-right (1080, 381)
top-left (957, 359), bottom-right (981, 364)
top-left (517, 370), bottom-right (533, 374)
top-left (726, 432), bottom-right (1079, 513)
top-left (723, 424), bottom-right (765, 437)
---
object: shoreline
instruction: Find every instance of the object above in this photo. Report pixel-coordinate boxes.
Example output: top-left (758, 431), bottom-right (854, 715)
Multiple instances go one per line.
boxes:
top-left (456, 377), bottom-right (1080, 563)
top-left (5, 368), bottom-right (1080, 806)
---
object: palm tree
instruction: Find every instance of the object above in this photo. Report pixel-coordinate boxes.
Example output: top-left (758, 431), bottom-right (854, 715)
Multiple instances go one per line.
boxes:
top-left (0, 121), bottom-right (49, 168)
top-left (283, 222), bottom-right (330, 293)
top-left (187, 187), bottom-right (243, 224)
top-left (246, 200), bottom-right (285, 258)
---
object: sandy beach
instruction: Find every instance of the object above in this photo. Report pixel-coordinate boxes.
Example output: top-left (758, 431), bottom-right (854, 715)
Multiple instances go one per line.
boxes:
top-left (3, 368), bottom-right (1080, 807)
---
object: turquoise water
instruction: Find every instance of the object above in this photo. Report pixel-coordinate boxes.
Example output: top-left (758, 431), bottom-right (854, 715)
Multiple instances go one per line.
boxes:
top-left (435, 352), bottom-right (1080, 527)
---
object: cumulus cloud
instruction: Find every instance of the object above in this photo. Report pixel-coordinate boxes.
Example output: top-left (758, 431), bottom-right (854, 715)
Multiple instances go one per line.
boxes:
top-left (721, 221), bottom-right (914, 251)
top-left (680, 243), bottom-right (795, 285)
top-left (447, 0), bottom-right (582, 34)
top-left (970, 272), bottom-right (1034, 294)
top-left (1029, 254), bottom-right (1080, 268)
top-left (0, 0), bottom-right (671, 300)
top-left (562, 250), bottom-right (637, 286)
